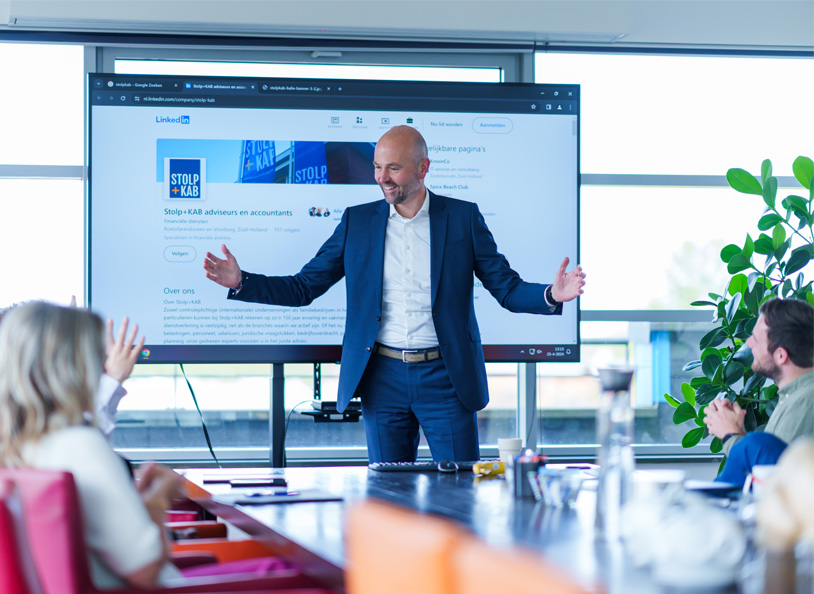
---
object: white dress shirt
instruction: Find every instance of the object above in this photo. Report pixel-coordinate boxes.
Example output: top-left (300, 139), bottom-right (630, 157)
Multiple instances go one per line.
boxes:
top-left (376, 191), bottom-right (439, 349)
top-left (95, 374), bottom-right (127, 438)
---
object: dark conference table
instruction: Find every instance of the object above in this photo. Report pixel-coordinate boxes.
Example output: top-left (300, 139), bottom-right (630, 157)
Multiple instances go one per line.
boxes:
top-left (181, 466), bottom-right (728, 594)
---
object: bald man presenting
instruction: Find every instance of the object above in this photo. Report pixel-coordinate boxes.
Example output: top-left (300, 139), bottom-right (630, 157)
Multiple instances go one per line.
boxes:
top-left (204, 126), bottom-right (585, 463)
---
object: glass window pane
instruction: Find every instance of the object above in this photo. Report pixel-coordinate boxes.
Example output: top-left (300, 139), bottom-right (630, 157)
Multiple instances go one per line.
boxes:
top-left (538, 320), bottom-right (717, 449)
top-left (480, 363), bottom-right (518, 445)
top-left (0, 179), bottom-right (83, 307)
top-left (0, 43), bottom-right (84, 165)
top-left (283, 363), bottom-right (368, 459)
top-left (535, 53), bottom-right (814, 175)
top-left (111, 364), bottom-right (273, 455)
top-left (579, 185), bottom-right (814, 310)
top-left (115, 59), bottom-right (502, 82)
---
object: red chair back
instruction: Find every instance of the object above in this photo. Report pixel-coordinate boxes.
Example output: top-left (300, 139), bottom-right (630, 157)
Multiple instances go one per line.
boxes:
top-left (0, 482), bottom-right (32, 594)
top-left (0, 469), bottom-right (88, 594)
top-left (0, 479), bottom-right (45, 594)
top-left (0, 467), bottom-right (339, 594)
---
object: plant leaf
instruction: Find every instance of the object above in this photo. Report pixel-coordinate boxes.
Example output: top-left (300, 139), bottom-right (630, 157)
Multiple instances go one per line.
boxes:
top-left (691, 376), bottom-right (711, 389)
top-left (727, 254), bottom-right (752, 274)
top-left (785, 246), bottom-right (812, 276)
top-left (681, 382), bottom-right (696, 407)
top-left (744, 406), bottom-right (758, 432)
top-left (724, 361), bottom-right (746, 384)
top-left (754, 234), bottom-right (774, 255)
top-left (702, 353), bottom-right (723, 379)
top-left (734, 318), bottom-right (751, 340)
top-left (772, 223), bottom-right (786, 249)
top-left (747, 271), bottom-right (760, 291)
top-left (742, 372), bottom-right (765, 395)
top-left (682, 427), bottom-right (705, 448)
top-left (725, 292), bottom-right (742, 323)
top-left (720, 243), bottom-right (741, 264)
top-left (700, 327), bottom-right (727, 350)
top-left (695, 382), bottom-right (721, 406)
top-left (727, 168), bottom-right (763, 195)
top-left (792, 156), bottom-right (813, 189)
top-left (673, 402), bottom-right (698, 424)
top-left (807, 293), bottom-right (814, 307)
top-left (785, 195), bottom-right (809, 215)
top-left (758, 213), bottom-right (784, 231)
top-left (761, 159), bottom-right (772, 185)
top-left (701, 346), bottom-right (725, 361)
top-left (712, 362), bottom-right (724, 385)
top-left (664, 393), bottom-right (681, 408)
top-left (744, 283), bottom-right (764, 315)
top-left (710, 436), bottom-right (723, 454)
top-left (762, 177), bottom-right (777, 210)
top-left (775, 238), bottom-right (790, 263)
top-left (695, 384), bottom-right (722, 406)
top-left (682, 360), bottom-right (702, 372)
top-left (733, 344), bottom-right (754, 366)
top-left (742, 234), bottom-right (754, 261)
top-left (728, 274), bottom-right (748, 297)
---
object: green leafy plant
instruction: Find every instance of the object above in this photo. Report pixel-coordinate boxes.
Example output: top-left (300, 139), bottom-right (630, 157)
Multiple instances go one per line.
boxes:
top-left (664, 156), bottom-right (814, 452)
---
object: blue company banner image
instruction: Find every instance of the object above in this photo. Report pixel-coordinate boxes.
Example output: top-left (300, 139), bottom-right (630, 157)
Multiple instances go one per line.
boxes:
top-left (292, 141), bottom-right (329, 184)
top-left (156, 139), bottom-right (375, 185)
top-left (164, 158), bottom-right (205, 200)
top-left (240, 140), bottom-right (276, 184)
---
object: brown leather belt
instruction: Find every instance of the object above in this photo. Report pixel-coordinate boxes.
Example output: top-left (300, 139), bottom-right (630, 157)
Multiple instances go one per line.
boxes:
top-left (373, 343), bottom-right (442, 363)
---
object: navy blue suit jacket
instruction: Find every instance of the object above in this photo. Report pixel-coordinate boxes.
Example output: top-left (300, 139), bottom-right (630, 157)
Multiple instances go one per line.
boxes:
top-left (229, 192), bottom-right (561, 412)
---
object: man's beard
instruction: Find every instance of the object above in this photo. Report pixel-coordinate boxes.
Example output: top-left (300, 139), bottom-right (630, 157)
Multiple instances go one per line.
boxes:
top-left (380, 177), bottom-right (421, 205)
top-left (753, 356), bottom-right (781, 382)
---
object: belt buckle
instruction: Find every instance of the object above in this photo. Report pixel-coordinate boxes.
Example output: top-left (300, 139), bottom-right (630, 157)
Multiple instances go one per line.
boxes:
top-left (402, 349), bottom-right (422, 363)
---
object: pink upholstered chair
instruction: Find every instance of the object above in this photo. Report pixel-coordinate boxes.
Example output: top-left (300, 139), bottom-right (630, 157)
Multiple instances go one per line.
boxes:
top-left (0, 468), bottom-right (335, 594)
top-left (0, 479), bottom-right (45, 594)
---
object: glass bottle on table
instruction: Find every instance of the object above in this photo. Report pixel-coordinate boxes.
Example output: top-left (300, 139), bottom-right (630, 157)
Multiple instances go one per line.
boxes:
top-left (595, 368), bottom-right (635, 541)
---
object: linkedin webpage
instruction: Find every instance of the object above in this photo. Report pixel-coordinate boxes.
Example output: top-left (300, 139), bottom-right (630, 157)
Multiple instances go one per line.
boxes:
top-left (89, 75), bottom-right (579, 362)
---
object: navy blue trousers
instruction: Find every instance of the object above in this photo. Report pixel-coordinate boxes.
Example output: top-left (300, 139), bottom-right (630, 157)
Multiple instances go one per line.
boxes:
top-left (715, 431), bottom-right (787, 488)
top-left (356, 352), bottom-right (480, 463)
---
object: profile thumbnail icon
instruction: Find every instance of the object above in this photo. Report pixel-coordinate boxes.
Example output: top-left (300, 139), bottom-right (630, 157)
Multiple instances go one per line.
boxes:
top-left (164, 158), bottom-right (206, 201)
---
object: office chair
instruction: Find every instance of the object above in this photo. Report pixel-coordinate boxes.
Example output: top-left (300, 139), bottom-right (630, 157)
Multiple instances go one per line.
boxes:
top-left (0, 467), bottom-right (335, 594)
top-left (451, 537), bottom-right (592, 594)
top-left (345, 499), bottom-right (465, 594)
top-left (0, 479), bottom-right (45, 594)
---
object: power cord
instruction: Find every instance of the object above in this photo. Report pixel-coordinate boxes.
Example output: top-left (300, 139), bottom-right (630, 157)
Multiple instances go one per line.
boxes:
top-left (282, 400), bottom-right (312, 466)
top-left (179, 364), bottom-right (221, 468)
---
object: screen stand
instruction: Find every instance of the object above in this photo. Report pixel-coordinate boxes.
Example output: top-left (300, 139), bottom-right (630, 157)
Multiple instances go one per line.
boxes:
top-left (518, 362), bottom-right (539, 451)
top-left (270, 363), bottom-right (286, 467)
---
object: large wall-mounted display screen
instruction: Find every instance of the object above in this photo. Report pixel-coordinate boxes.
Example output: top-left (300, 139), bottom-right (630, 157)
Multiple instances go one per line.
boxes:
top-left (88, 74), bottom-right (580, 363)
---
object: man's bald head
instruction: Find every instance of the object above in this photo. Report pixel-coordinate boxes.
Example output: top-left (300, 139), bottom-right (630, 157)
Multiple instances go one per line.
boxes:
top-left (377, 126), bottom-right (428, 167)
top-left (373, 126), bottom-right (431, 214)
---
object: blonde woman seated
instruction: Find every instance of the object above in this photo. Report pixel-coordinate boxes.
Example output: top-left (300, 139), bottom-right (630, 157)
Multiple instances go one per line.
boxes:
top-left (0, 302), bottom-right (184, 589)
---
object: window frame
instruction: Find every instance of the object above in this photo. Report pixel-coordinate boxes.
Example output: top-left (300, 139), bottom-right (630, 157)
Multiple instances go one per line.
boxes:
top-left (2, 34), bottom-right (808, 464)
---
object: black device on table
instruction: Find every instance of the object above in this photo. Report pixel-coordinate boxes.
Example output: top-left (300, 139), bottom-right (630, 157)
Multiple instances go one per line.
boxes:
top-left (229, 478), bottom-right (288, 488)
top-left (368, 460), bottom-right (480, 473)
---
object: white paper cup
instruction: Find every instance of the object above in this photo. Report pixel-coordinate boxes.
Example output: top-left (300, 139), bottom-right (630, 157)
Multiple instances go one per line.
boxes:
top-left (497, 437), bottom-right (523, 464)
top-left (743, 464), bottom-right (777, 499)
